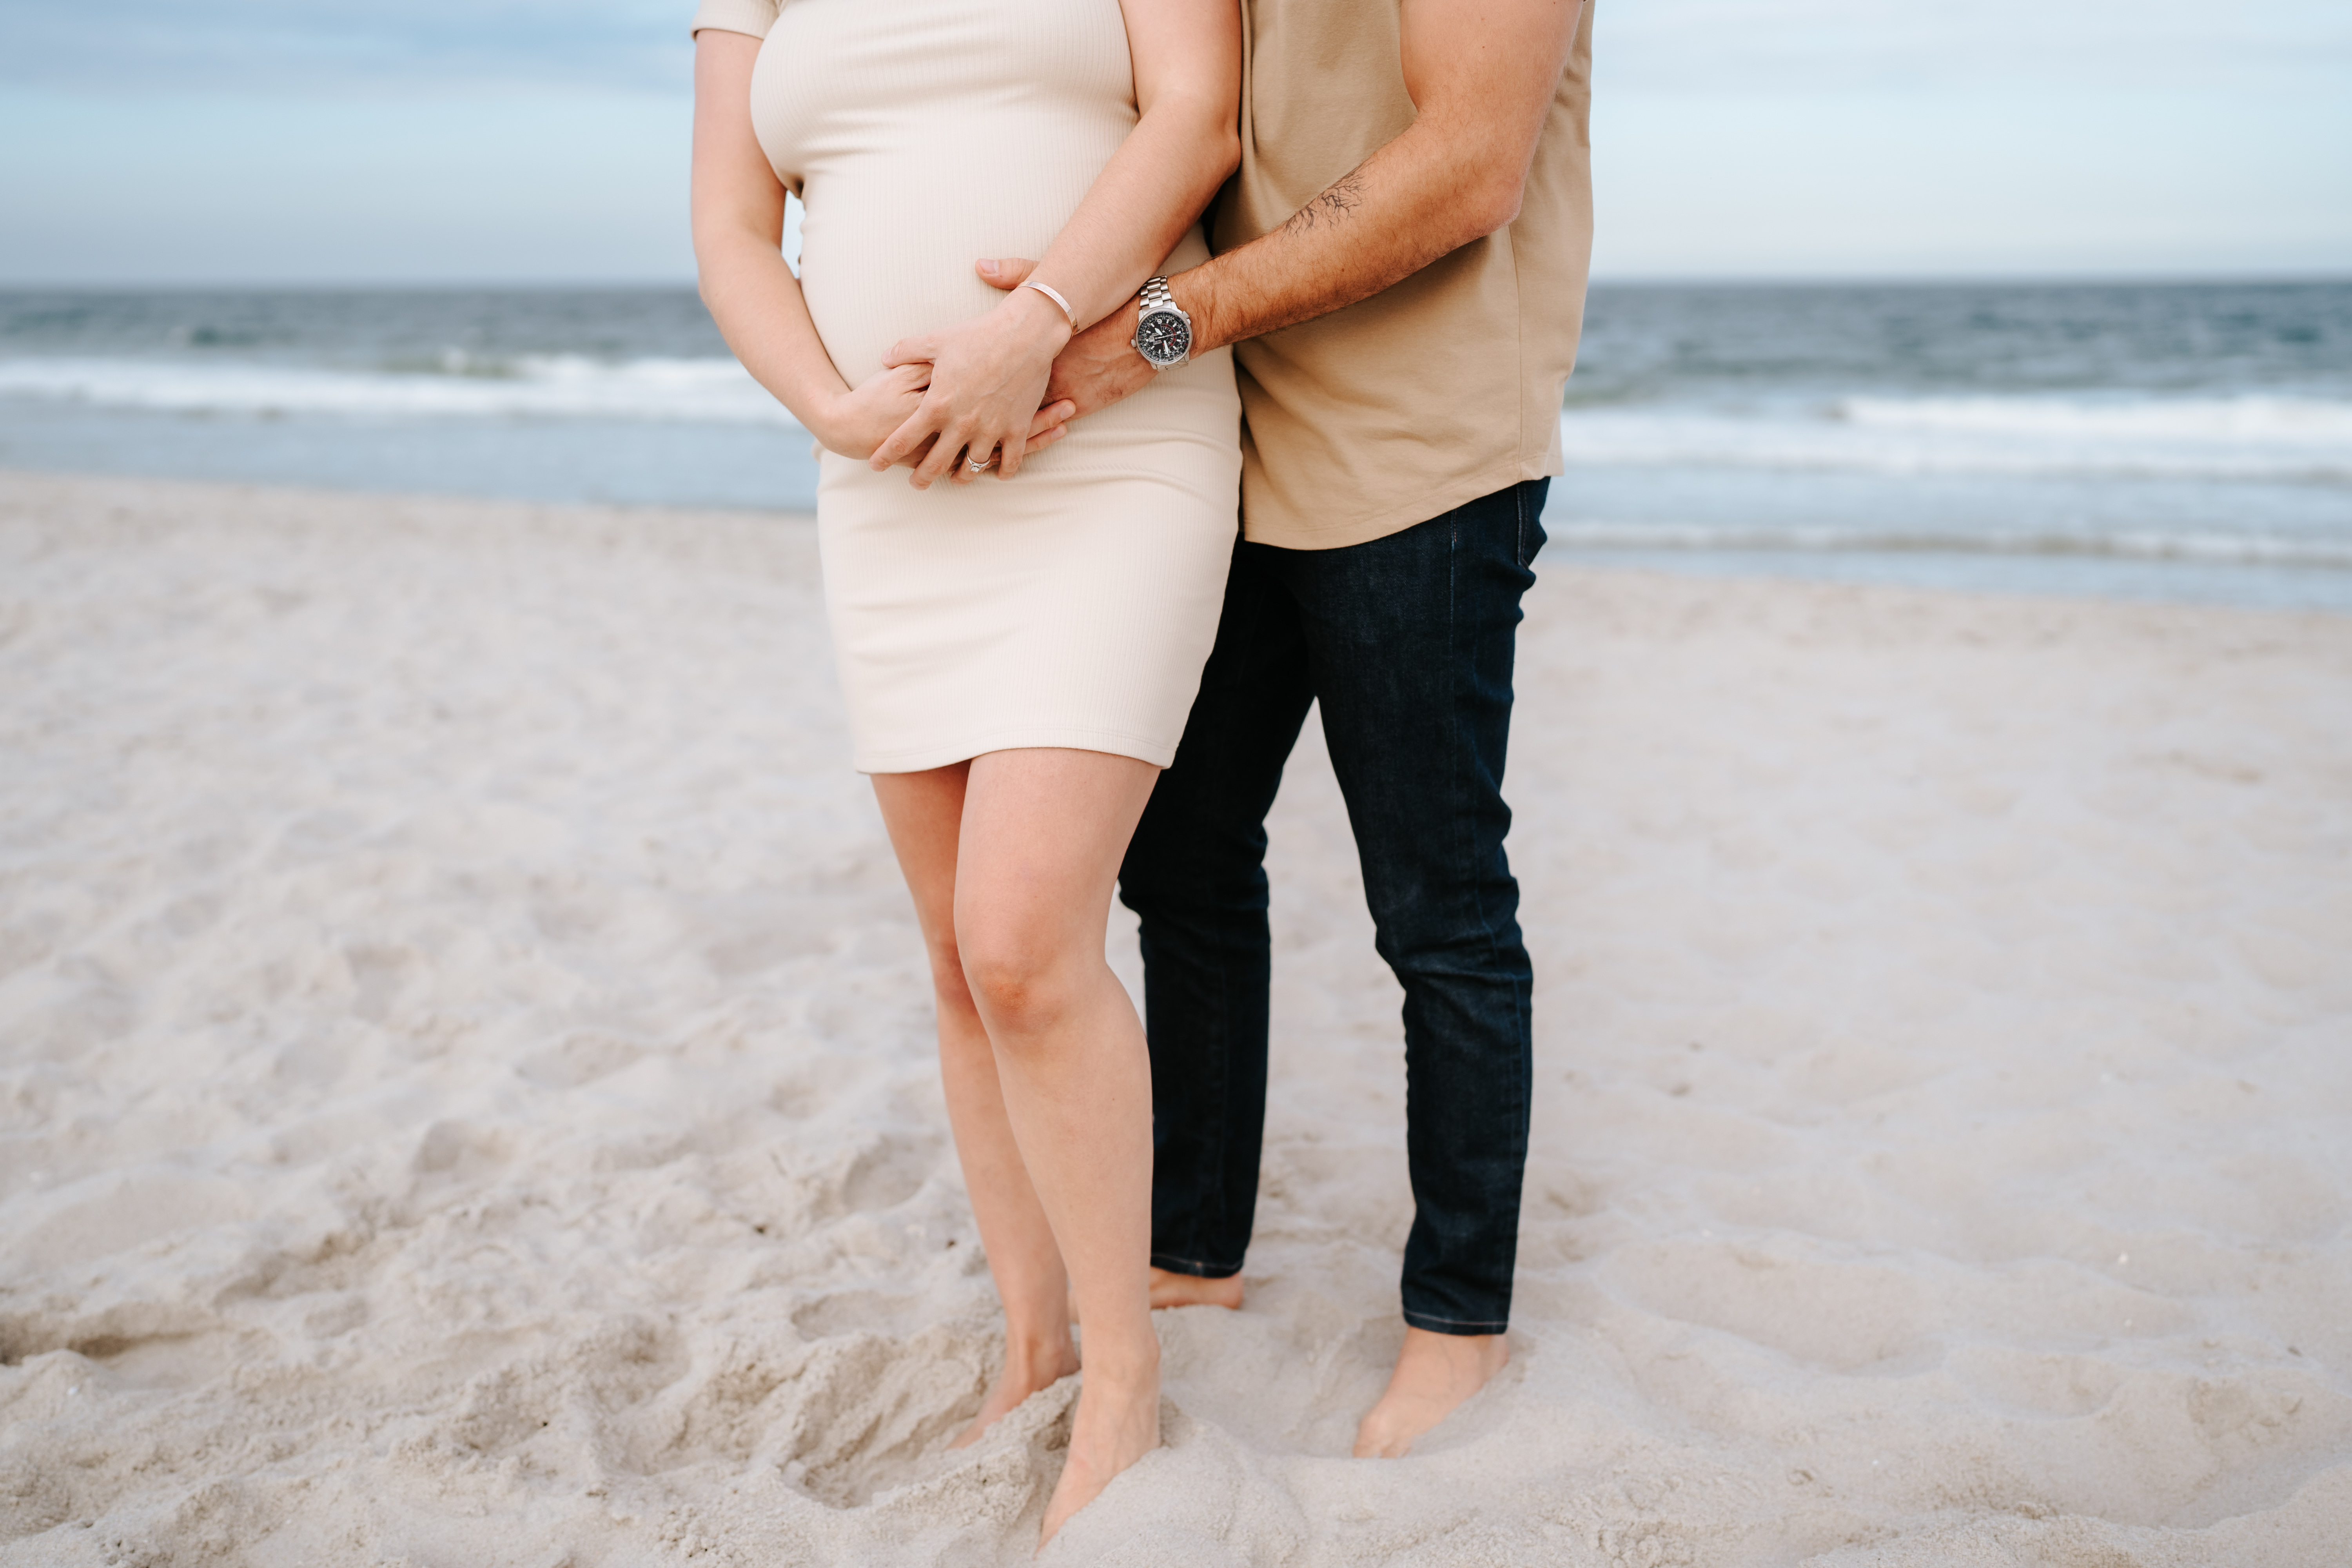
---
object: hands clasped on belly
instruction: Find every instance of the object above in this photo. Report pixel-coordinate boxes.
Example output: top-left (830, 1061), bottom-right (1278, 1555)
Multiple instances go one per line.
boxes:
top-left (859, 270), bottom-right (1080, 488)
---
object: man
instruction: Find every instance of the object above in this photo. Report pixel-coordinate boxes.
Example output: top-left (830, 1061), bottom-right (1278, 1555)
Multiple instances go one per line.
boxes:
top-left (980, 0), bottom-right (1592, 1457)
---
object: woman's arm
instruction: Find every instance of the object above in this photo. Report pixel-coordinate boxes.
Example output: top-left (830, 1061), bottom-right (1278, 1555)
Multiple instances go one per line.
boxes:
top-left (868, 0), bottom-right (1243, 487)
top-left (691, 31), bottom-right (1073, 461)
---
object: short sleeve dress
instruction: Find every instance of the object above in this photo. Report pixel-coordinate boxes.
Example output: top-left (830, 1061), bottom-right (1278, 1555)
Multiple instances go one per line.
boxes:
top-left (693, 0), bottom-right (1243, 773)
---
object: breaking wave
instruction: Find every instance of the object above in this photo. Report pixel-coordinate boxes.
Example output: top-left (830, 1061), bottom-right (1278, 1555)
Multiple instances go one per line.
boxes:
top-left (0, 354), bottom-right (798, 426)
top-left (1558, 394), bottom-right (2352, 484)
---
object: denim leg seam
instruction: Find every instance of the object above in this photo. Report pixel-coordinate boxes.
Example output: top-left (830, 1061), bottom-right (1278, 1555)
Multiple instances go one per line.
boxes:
top-left (1198, 929), bottom-right (1232, 1267)
top-left (1448, 503), bottom-right (1530, 1090)
top-left (1419, 496), bottom-right (1529, 1328)
top-left (1469, 495), bottom-right (1531, 1109)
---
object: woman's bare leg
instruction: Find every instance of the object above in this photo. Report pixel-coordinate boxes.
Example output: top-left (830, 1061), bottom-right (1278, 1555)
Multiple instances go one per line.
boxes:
top-left (951, 748), bottom-right (1163, 1548)
top-left (871, 763), bottom-right (1079, 1446)
top-left (1069, 1268), bottom-right (1244, 1323)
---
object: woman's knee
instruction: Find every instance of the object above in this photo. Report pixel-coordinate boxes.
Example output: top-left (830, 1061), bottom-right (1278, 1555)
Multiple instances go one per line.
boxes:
top-left (953, 908), bottom-right (1085, 1039)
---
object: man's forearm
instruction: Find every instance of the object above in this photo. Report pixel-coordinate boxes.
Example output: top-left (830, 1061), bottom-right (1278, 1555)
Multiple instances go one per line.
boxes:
top-left (1032, 0), bottom-right (1582, 419)
top-left (1036, 123), bottom-right (1522, 419)
top-left (1175, 135), bottom-right (1494, 354)
top-left (1172, 0), bottom-right (1582, 354)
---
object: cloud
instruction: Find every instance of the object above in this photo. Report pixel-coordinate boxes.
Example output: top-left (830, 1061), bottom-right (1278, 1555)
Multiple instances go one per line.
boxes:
top-left (0, 0), bottom-right (691, 95)
top-left (3, 0), bottom-right (2344, 281)
top-left (1602, 0), bottom-right (2352, 92)
top-left (16, 0), bottom-right (2350, 100)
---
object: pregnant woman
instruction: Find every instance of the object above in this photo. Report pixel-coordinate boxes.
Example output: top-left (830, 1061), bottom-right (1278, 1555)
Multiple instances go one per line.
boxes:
top-left (690, 0), bottom-right (1242, 1544)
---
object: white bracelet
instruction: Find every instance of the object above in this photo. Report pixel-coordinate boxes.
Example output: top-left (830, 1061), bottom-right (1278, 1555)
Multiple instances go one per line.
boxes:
top-left (1018, 279), bottom-right (1074, 325)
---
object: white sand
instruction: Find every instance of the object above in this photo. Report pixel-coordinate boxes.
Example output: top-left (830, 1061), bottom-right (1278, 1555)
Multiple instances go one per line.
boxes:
top-left (2, 468), bottom-right (2348, 1567)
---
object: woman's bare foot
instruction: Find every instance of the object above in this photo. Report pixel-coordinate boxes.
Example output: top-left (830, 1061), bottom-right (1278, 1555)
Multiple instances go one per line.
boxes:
top-left (951, 1335), bottom-right (1081, 1449)
top-left (1352, 1327), bottom-right (1508, 1458)
top-left (1069, 1267), bottom-right (1243, 1322)
top-left (1037, 1354), bottom-right (1161, 1549)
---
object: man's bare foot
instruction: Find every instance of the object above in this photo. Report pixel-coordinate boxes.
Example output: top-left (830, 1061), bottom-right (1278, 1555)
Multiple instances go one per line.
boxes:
top-left (1068, 1267), bottom-right (1243, 1322)
top-left (1037, 1356), bottom-right (1161, 1549)
top-left (951, 1336), bottom-right (1080, 1449)
top-left (1352, 1327), bottom-right (1508, 1458)
top-left (1149, 1266), bottom-right (1243, 1310)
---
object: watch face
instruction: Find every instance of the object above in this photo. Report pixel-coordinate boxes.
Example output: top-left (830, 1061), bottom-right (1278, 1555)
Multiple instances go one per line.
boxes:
top-left (1136, 308), bottom-right (1191, 365)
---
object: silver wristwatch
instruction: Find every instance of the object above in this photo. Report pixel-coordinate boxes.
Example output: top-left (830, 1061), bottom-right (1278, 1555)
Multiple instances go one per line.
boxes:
top-left (1131, 276), bottom-right (1193, 370)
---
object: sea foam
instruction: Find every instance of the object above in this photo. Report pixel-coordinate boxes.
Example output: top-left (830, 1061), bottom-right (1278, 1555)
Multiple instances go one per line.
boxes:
top-left (1558, 394), bottom-right (2352, 484)
top-left (0, 354), bottom-right (798, 427)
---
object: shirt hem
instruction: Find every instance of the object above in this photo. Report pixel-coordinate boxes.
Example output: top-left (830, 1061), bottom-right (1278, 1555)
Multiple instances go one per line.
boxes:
top-left (1242, 452), bottom-right (1562, 553)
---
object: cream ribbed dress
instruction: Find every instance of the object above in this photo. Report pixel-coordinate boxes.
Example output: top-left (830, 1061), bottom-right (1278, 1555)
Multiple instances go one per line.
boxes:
top-left (693, 0), bottom-right (1242, 773)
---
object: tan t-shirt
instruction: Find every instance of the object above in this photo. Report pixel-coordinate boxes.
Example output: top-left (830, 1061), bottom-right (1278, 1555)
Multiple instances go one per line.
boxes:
top-left (1218, 0), bottom-right (1595, 549)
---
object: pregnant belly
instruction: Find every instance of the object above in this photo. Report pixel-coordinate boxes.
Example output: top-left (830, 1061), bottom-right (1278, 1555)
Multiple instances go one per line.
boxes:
top-left (797, 195), bottom-right (1039, 385)
top-left (789, 102), bottom-right (1134, 385)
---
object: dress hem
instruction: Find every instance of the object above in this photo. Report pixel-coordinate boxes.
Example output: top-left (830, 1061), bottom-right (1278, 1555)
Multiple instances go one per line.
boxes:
top-left (854, 725), bottom-right (1177, 775)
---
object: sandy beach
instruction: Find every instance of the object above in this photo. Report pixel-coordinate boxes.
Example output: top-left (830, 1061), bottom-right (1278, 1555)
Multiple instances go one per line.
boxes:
top-left (2, 467), bottom-right (2348, 1566)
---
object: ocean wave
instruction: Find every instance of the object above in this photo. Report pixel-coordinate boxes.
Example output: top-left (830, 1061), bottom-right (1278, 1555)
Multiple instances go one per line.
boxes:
top-left (1837, 394), bottom-right (2352, 443)
top-left (0, 354), bottom-right (800, 426)
top-left (10, 356), bottom-right (2351, 494)
top-left (1558, 395), bottom-right (2352, 483)
top-left (1548, 522), bottom-right (2352, 569)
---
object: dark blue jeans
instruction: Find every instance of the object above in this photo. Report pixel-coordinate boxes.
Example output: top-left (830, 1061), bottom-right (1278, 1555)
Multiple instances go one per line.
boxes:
top-left (1118, 479), bottom-right (1545, 1335)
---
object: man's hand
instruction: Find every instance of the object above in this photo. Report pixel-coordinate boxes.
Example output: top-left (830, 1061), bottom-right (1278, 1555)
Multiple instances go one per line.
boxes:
top-left (953, 258), bottom-right (1160, 421)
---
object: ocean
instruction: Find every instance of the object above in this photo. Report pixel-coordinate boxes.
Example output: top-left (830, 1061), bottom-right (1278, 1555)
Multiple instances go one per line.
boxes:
top-left (4, 281), bottom-right (2347, 610)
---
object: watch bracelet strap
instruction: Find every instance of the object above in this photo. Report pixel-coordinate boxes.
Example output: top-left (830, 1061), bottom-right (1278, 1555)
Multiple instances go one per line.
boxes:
top-left (1139, 276), bottom-right (1177, 314)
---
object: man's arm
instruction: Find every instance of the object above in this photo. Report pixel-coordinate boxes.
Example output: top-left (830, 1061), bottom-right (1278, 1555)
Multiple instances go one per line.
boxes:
top-left (981, 0), bottom-right (1586, 416)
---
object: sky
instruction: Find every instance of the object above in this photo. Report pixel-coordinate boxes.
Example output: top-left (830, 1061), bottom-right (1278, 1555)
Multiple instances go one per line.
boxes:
top-left (0, 0), bottom-right (2347, 285)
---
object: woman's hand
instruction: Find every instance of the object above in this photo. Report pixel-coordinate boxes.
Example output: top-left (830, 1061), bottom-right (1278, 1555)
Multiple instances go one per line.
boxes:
top-left (815, 363), bottom-right (932, 461)
top-left (871, 288), bottom-right (1074, 487)
top-left (823, 360), bottom-right (1076, 470)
